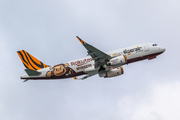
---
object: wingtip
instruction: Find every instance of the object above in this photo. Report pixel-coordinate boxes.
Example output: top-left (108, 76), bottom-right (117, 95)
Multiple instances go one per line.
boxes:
top-left (76, 36), bottom-right (85, 44)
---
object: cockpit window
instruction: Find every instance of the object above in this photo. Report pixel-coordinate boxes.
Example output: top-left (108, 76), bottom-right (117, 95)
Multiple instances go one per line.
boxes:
top-left (152, 44), bottom-right (157, 46)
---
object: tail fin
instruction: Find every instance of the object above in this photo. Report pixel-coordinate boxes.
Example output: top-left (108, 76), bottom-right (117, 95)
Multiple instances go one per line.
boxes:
top-left (17, 50), bottom-right (49, 70)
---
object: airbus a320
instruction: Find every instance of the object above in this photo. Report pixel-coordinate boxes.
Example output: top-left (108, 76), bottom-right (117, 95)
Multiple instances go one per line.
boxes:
top-left (17, 36), bottom-right (166, 82)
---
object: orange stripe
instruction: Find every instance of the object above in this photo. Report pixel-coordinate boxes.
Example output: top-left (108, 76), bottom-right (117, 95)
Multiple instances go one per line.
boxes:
top-left (29, 54), bottom-right (42, 65)
top-left (20, 51), bottom-right (35, 70)
top-left (27, 52), bottom-right (48, 69)
top-left (17, 52), bottom-right (28, 69)
top-left (123, 55), bottom-right (127, 62)
top-left (76, 36), bottom-right (85, 44)
top-left (18, 50), bottom-right (48, 70)
top-left (23, 51), bottom-right (41, 70)
top-left (120, 66), bottom-right (124, 74)
top-left (20, 50), bottom-right (29, 64)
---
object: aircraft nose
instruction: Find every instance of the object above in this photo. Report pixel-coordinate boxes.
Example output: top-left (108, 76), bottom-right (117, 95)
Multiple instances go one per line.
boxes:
top-left (160, 46), bottom-right (166, 52)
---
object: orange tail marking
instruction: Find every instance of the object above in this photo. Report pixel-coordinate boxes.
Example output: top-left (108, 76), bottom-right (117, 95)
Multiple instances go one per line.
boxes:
top-left (17, 50), bottom-right (49, 70)
top-left (76, 36), bottom-right (85, 44)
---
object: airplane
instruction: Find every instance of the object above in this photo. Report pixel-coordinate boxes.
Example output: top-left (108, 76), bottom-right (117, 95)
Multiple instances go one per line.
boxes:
top-left (17, 36), bottom-right (166, 82)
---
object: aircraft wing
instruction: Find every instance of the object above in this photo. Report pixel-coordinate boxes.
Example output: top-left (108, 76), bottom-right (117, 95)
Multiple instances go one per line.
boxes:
top-left (76, 36), bottom-right (111, 68)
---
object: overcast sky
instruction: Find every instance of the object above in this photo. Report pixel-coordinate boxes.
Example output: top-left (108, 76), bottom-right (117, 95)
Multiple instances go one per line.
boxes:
top-left (0, 0), bottom-right (180, 120)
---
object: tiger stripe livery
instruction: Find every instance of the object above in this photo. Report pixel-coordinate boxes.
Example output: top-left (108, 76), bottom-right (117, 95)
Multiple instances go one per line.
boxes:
top-left (17, 50), bottom-right (49, 70)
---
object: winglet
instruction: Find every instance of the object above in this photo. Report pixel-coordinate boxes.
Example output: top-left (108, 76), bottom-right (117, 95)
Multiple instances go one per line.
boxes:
top-left (76, 36), bottom-right (85, 45)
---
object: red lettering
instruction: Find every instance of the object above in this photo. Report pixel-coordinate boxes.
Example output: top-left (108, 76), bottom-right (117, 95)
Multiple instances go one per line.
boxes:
top-left (72, 58), bottom-right (93, 66)
top-left (71, 62), bottom-right (75, 66)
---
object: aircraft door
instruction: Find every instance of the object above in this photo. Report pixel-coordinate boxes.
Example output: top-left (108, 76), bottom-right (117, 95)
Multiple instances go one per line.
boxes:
top-left (144, 44), bottom-right (149, 52)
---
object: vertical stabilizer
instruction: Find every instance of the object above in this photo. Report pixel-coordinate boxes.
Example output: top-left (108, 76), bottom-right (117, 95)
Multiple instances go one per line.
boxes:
top-left (17, 50), bottom-right (49, 70)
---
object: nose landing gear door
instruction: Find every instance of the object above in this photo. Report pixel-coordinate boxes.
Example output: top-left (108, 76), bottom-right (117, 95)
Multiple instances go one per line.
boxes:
top-left (144, 44), bottom-right (149, 52)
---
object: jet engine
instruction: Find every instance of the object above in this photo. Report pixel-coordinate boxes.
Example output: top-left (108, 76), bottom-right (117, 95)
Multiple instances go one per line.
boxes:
top-left (107, 55), bottom-right (127, 66)
top-left (99, 67), bottom-right (124, 78)
top-left (104, 67), bottom-right (124, 78)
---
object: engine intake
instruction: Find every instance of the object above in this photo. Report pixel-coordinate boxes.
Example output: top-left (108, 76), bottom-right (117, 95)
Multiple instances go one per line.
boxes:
top-left (107, 55), bottom-right (127, 66)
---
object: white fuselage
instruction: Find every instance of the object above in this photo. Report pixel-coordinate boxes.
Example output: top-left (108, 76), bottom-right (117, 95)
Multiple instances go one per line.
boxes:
top-left (66, 43), bottom-right (165, 74)
top-left (21, 43), bottom-right (165, 79)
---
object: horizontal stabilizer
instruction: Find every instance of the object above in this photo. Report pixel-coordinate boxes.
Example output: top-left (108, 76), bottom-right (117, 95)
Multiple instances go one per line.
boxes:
top-left (25, 68), bottom-right (41, 76)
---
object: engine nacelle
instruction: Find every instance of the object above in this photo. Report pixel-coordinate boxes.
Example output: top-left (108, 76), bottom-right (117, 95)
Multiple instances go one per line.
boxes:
top-left (104, 67), bottom-right (124, 78)
top-left (107, 55), bottom-right (127, 66)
